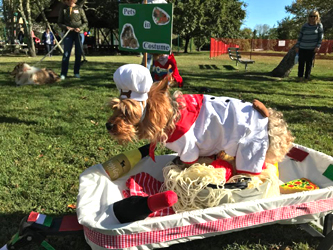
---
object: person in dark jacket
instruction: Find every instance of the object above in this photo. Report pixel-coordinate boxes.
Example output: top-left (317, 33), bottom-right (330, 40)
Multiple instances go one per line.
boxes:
top-left (18, 30), bottom-right (24, 44)
top-left (58, 0), bottom-right (88, 80)
top-left (42, 28), bottom-right (55, 57)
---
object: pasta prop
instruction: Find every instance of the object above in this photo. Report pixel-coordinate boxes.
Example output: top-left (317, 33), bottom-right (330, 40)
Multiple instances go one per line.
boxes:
top-left (162, 162), bottom-right (280, 213)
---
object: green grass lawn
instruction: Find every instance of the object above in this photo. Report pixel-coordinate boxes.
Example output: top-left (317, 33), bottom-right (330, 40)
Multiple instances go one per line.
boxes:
top-left (0, 52), bottom-right (332, 250)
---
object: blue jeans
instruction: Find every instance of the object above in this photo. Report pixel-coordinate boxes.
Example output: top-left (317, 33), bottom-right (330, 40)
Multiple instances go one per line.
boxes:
top-left (61, 31), bottom-right (85, 76)
top-left (45, 44), bottom-right (54, 56)
top-left (141, 53), bottom-right (152, 70)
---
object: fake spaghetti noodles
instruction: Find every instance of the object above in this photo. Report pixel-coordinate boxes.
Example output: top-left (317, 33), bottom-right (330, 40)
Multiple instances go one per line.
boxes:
top-left (162, 162), bottom-right (280, 213)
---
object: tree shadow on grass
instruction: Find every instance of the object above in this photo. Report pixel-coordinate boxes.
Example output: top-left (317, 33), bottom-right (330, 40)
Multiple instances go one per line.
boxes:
top-left (0, 212), bottom-right (90, 250)
top-left (182, 70), bottom-right (280, 83)
top-left (223, 65), bottom-right (237, 70)
top-left (165, 224), bottom-right (321, 250)
top-left (0, 71), bottom-right (16, 86)
top-left (0, 116), bottom-right (38, 126)
top-left (269, 103), bottom-right (333, 115)
top-left (199, 65), bottom-right (220, 70)
top-left (0, 212), bottom-right (322, 250)
top-left (308, 75), bottom-right (333, 83)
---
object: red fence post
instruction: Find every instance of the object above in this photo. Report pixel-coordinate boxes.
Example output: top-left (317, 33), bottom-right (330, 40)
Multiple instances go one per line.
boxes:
top-left (210, 38), bottom-right (214, 59)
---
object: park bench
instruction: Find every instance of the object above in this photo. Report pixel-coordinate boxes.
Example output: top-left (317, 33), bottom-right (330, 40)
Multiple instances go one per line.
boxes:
top-left (228, 47), bottom-right (255, 71)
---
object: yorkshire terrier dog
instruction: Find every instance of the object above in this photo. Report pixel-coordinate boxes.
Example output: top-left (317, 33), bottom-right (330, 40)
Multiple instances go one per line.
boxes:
top-left (121, 24), bottom-right (138, 49)
top-left (11, 63), bottom-right (60, 86)
top-left (106, 64), bottom-right (294, 175)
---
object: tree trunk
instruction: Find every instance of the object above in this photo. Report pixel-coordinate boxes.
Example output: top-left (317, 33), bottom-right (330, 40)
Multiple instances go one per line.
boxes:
top-left (271, 45), bottom-right (296, 78)
top-left (184, 36), bottom-right (190, 53)
top-left (2, 0), bottom-right (10, 42)
top-left (35, 0), bottom-right (64, 54)
top-left (4, 0), bottom-right (16, 43)
top-left (18, 0), bottom-right (36, 57)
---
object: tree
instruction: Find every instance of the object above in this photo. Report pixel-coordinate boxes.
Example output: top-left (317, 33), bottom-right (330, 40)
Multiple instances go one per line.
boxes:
top-left (170, 0), bottom-right (246, 53)
top-left (276, 17), bottom-right (299, 39)
top-left (271, 45), bottom-right (296, 78)
top-left (239, 27), bottom-right (252, 39)
top-left (169, 0), bottom-right (205, 53)
top-left (254, 24), bottom-right (270, 39)
top-left (17, 0), bottom-right (36, 56)
top-left (2, 0), bottom-right (16, 43)
top-left (267, 26), bottom-right (278, 39)
top-left (0, 1), bottom-right (6, 40)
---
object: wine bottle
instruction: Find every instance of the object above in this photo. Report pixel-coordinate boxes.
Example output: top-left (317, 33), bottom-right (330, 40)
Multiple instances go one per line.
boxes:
top-left (113, 191), bottom-right (178, 223)
top-left (102, 144), bottom-right (150, 181)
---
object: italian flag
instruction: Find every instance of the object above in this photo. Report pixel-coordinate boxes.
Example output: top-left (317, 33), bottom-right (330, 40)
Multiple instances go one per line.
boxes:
top-left (27, 211), bottom-right (53, 227)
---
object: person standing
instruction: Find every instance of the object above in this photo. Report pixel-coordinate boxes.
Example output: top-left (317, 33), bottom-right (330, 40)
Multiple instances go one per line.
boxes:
top-left (295, 10), bottom-right (323, 82)
top-left (42, 28), bottom-right (55, 57)
top-left (58, 0), bottom-right (88, 80)
top-left (18, 30), bottom-right (24, 44)
top-left (151, 53), bottom-right (183, 88)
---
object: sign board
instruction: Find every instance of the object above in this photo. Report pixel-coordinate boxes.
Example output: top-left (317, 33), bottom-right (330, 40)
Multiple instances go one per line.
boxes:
top-left (119, 3), bottom-right (173, 54)
top-left (278, 40), bottom-right (286, 47)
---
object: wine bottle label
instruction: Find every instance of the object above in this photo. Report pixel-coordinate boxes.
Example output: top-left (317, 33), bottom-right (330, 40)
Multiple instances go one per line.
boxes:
top-left (102, 149), bottom-right (142, 181)
top-left (103, 154), bottom-right (131, 180)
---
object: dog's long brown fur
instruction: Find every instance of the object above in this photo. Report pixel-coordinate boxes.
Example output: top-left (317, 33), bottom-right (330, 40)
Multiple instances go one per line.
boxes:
top-left (11, 62), bottom-right (60, 86)
top-left (107, 77), bottom-right (294, 164)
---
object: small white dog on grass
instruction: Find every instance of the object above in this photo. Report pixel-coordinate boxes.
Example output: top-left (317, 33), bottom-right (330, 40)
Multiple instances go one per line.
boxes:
top-left (11, 62), bottom-right (60, 86)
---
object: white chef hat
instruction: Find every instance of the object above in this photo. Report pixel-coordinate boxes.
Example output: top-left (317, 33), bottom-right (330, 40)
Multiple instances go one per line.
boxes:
top-left (113, 64), bottom-right (153, 101)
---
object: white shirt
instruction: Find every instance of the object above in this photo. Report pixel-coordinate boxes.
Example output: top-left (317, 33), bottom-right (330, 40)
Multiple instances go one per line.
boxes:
top-left (45, 33), bottom-right (51, 45)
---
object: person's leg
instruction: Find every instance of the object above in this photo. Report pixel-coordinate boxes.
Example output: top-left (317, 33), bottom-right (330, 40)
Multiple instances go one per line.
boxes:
top-left (49, 44), bottom-right (54, 56)
top-left (73, 33), bottom-right (84, 76)
top-left (45, 44), bottom-right (50, 55)
top-left (147, 53), bottom-right (152, 70)
top-left (298, 48), bottom-right (306, 79)
top-left (141, 53), bottom-right (152, 70)
top-left (61, 32), bottom-right (74, 77)
top-left (304, 50), bottom-right (315, 79)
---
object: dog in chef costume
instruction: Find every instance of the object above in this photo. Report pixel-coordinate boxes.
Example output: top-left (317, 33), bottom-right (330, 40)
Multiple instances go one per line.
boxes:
top-left (106, 64), bottom-right (294, 176)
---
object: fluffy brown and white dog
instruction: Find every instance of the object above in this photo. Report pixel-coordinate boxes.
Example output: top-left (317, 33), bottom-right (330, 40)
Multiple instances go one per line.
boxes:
top-left (11, 63), bottom-right (60, 86)
top-left (106, 64), bottom-right (294, 175)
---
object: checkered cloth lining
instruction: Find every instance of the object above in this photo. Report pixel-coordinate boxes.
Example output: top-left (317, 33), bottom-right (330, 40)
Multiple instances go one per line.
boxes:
top-left (84, 197), bottom-right (333, 249)
top-left (122, 172), bottom-right (175, 217)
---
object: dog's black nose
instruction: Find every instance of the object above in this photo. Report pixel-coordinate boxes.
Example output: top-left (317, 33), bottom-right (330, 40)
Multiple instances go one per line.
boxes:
top-left (105, 122), bottom-right (113, 131)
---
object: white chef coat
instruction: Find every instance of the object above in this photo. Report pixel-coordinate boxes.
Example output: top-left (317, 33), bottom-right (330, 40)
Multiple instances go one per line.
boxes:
top-left (166, 95), bottom-right (269, 174)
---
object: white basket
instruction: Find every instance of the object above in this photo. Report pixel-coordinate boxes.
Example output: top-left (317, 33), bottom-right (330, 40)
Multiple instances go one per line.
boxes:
top-left (77, 144), bottom-right (333, 250)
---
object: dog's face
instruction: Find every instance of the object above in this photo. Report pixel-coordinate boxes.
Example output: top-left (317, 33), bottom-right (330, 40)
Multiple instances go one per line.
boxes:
top-left (105, 98), bottom-right (143, 144)
top-left (121, 26), bottom-right (133, 40)
top-left (10, 62), bottom-right (26, 77)
top-left (44, 69), bottom-right (61, 83)
top-left (106, 78), bottom-right (172, 145)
